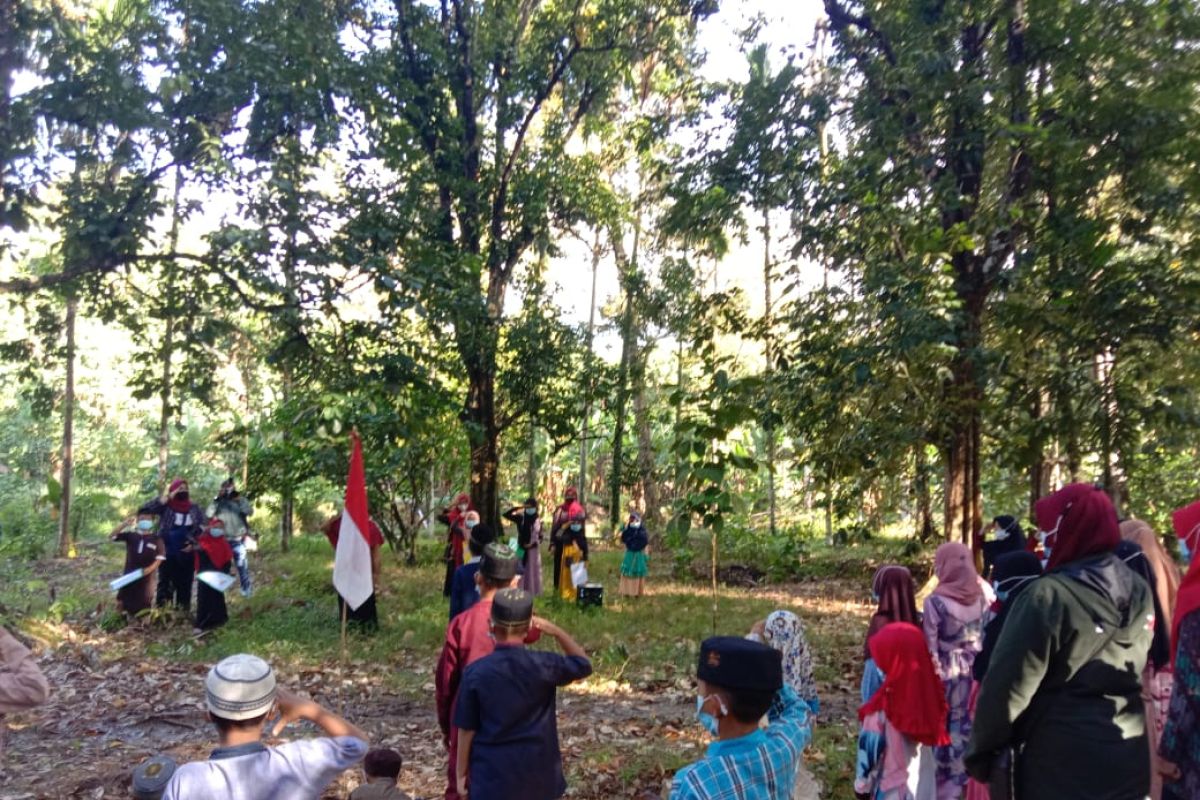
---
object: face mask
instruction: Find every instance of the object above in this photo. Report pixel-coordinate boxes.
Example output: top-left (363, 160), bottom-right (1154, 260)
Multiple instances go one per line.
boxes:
top-left (994, 574), bottom-right (1034, 599)
top-left (466, 520), bottom-right (478, 530)
top-left (210, 528), bottom-right (225, 538)
top-left (871, 592), bottom-right (880, 604)
top-left (570, 523), bottom-right (582, 532)
top-left (695, 694), bottom-right (725, 736)
top-left (137, 519), bottom-right (155, 532)
top-left (1181, 538), bottom-right (1193, 566)
top-left (525, 508), bottom-right (537, 516)
top-left (176, 492), bottom-right (189, 502)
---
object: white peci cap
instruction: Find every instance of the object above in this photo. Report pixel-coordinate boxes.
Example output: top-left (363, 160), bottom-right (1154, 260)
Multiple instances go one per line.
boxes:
top-left (205, 654), bottom-right (277, 721)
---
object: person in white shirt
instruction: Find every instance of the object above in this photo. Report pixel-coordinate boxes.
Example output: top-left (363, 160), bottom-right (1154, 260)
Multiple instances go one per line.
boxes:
top-left (163, 653), bottom-right (368, 800)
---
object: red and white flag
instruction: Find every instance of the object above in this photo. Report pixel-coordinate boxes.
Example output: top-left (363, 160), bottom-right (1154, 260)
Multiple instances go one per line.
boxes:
top-left (333, 432), bottom-right (373, 610)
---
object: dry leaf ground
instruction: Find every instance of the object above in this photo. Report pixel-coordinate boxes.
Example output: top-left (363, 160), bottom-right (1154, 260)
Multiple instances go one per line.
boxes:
top-left (0, 534), bottom-right (929, 799)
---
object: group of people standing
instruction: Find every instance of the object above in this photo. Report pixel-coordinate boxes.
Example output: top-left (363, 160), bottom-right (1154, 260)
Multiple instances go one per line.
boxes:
top-left (437, 486), bottom-right (653, 605)
top-left (856, 482), bottom-right (1200, 800)
top-left (110, 478), bottom-right (254, 635)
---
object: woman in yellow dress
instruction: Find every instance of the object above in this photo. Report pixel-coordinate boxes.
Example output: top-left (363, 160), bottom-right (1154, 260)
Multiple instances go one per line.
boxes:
top-left (557, 502), bottom-right (589, 601)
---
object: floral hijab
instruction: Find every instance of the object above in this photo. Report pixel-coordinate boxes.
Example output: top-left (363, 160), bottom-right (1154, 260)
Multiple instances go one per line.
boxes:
top-left (762, 610), bottom-right (818, 711)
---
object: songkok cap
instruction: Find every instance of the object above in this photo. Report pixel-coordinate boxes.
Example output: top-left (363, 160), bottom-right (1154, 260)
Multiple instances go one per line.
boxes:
top-left (491, 588), bottom-right (533, 627)
top-left (205, 654), bottom-right (277, 720)
top-left (481, 542), bottom-right (518, 581)
top-left (131, 755), bottom-right (177, 799)
top-left (696, 636), bottom-right (782, 693)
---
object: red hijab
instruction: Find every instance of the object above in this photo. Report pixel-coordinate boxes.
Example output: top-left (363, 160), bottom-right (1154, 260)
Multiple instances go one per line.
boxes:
top-left (448, 493), bottom-right (474, 527)
top-left (1035, 483), bottom-right (1120, 571)
top-left (864, 566), bottom-right (920, 659)
top-left (859, 622), bottom-right (950, 746)
top-left (932, 542), bottom-right (982, 606)
top-left (1170, 500), bottom-right (1200, 667)
top-left (197, 519), bottom-right (233, 571)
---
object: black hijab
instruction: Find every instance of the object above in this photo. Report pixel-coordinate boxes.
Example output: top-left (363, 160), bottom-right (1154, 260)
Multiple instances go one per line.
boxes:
top-left (974, 551), bottom-right (1043, 681)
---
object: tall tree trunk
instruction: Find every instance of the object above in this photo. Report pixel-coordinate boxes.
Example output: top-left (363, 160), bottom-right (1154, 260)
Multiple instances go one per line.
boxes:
top-left (157, 167), bottom-right (185, 490)
top-left (914, 443), bottom-right (934, 540)
top-left (56, 296), bottom-right (78, 558)
top-left (610, 282), bottom-right (636, 527)
top-left (579, 232), bottom-right (601, 498)
top-left (761, 207), bottom-right (778, 538)
top-left (942, 297), bottom-right (984, 547)
top-left (466, 367), bottom-right (501, 525)
top-left (633, 378), bottom-right (660, 532)
top-left (526, 414), bottom-right (537, 498)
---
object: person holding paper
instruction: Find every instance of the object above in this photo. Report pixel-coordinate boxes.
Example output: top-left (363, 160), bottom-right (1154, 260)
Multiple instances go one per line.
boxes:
top-left (110, 512), bottom-right (166, 618)
top-left (195, 519), bottom-right (234, 634)
top-left (139, 478), bottom-right (206, 612)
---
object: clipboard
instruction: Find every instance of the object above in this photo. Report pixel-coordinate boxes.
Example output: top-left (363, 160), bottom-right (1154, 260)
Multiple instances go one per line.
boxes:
top-left (109, 568), bottom-right (144, 592)
top-left (197, 571), bottom-right (237, 592)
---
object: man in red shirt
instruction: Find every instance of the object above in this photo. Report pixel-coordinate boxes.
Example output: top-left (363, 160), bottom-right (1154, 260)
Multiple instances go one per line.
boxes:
top-left (434, 544), bottom-right (537, 800)
top-left (322, 512), bottom-right (385, 630)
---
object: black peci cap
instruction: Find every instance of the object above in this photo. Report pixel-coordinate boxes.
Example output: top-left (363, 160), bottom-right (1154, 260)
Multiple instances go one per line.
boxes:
top-left (481, 543), bottom-right (519, 581)
top-left (492, 588), bottom-right (534, 627)
top-left (696, 636), bottom-right (783, 692)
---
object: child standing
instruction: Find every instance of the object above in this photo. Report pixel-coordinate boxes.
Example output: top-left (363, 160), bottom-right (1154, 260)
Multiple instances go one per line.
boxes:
top-left (618, 511), bottom-right (650, 597)
top-left (110, 512), bottom-right (166, 619)
top-left (855, 622), bottom-right (948, 800)
top-left (448, 519), bottom-right (495, 620)
top-left (454, 589), bottom-right (591, 800)
top-left (350, 749), bottom-right (411, 800)
top-left (194, 519), bottom-right (234, 634)
top-left (162, 653), bottom-right (368, 799)
top-left (670, 635), bottom-right (812, 800)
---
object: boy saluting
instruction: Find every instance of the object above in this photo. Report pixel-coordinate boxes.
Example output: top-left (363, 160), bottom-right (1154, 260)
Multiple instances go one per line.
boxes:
top-left (671, 636), bottom-right (812, 800)
top-left (454, 589), bottom-right (591, 800)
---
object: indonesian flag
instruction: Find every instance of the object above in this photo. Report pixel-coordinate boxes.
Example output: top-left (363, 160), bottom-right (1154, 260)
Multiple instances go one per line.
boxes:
top-left (333, 432), bottom-right (373, 610)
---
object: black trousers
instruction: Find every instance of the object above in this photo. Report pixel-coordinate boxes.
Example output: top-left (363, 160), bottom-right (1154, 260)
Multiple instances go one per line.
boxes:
top-left (338, 593), bottom-right (378, 632)
top-left (156, 556), bottom-right (194, 611)
top-left (551, 540), bottom-right (563, 590)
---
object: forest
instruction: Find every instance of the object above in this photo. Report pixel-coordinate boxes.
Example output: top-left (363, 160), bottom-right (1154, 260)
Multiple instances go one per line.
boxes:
top-left (2, 0), bottom-right (1200, 796)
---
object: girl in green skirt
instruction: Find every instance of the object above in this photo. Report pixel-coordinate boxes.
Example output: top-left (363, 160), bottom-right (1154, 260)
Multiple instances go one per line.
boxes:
top-left (619, 511), bottom-right (649, 596)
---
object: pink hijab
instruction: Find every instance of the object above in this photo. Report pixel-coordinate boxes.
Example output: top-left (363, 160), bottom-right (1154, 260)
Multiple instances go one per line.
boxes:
top-left (932, 542), bottom-right (983, 606)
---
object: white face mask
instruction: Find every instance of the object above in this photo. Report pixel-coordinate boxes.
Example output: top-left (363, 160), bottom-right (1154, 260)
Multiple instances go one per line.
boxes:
top-left (458, 504), bottom-right (468, 513)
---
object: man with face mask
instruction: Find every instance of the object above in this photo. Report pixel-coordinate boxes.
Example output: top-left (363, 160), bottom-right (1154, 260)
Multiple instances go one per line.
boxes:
top-left (139, 478), bottom-right (206, 612)
top-left (670, 635), bottom-right (812, 800)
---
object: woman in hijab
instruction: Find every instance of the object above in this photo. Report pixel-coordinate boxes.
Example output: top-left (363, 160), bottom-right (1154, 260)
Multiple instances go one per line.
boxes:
top-left (863, 566), bottom-right (921, 703)
top-left (558, 502), bottom-right (589, 601)
top-left (503, 497), bottom-right (543, 595)
top-left (437, 492), bottom-right (474, 597)
top-left (855, 622), bottom-right (948, 800)
top-left (972, 551), bottom-right (1042, 682)
top-left (749, 609), bottom-right (822, 800)
top-left (751, 610), bottom-right (819, 717)
top-left (922, 542), bottom-right (987, 800)
top-left (966, 483), bottom-right (1154, 800)
top-left (194, 519), bottom-right (234, 634)
top-left (1116, 539), bottom-right (1173, 800)
top-left (1160, 499), bottom-right (1200, 799)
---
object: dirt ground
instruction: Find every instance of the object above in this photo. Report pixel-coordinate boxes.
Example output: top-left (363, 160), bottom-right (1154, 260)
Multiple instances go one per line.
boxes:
top-left (0, 551), bottom-right (875, 800)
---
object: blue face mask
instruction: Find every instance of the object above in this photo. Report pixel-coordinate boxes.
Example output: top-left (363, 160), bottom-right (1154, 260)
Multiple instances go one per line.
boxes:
top-left (525, 507), bottom-right (537, 516)
top-left (695, 694), bottom-right (724, 736)
top-left (871, 592), bottom-right (880, 604)
top-left (570, 523), bottom-right (582, 532)
top-left (136, 519), bottom-right (155, 532)
top-left (1181, 538), bottom-right (1193, 566)
top-left (466, 520), bottom-right (478, 530)
top-left (995, 589), bottom-right (1009, 602)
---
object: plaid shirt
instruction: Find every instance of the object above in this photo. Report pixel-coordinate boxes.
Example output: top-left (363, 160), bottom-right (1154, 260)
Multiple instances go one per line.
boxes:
top-left (670, 685), bottom-right (811, 800)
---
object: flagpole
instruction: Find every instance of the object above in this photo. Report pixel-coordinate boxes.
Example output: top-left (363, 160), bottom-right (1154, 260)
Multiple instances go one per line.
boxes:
top-left (339, 594), bottom-right (349, 716)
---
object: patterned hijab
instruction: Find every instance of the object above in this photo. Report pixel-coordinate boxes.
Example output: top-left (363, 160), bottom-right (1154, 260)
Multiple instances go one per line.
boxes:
top-left (762, 610), bottom-right (818, 709)
top-left (864, 565), bottom-right (920, 659)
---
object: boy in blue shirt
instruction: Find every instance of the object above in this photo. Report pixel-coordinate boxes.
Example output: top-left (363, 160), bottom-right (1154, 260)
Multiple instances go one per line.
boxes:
top-left (454, 589), bottom-right (591, 800)
top-left (671, 636), bottom-right (812, 800)
top-left (448, 521), bottom-right (496, 620)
